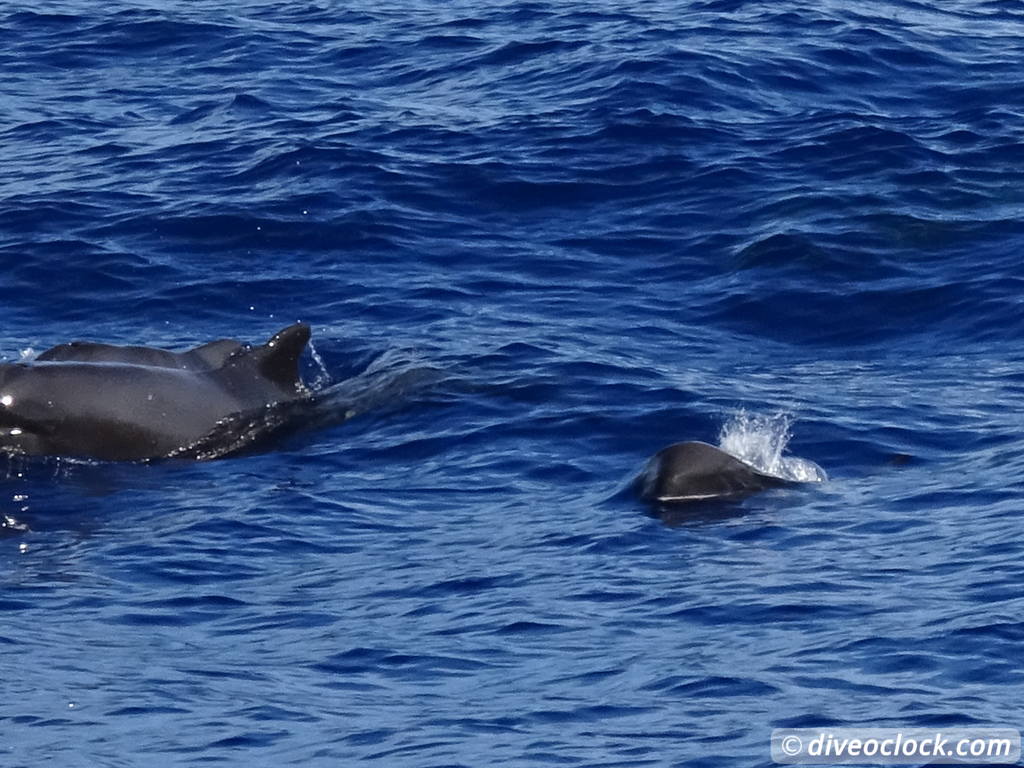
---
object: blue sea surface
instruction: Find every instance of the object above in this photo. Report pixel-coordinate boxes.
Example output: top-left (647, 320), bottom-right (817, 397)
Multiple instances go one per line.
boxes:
top-left (3, 1), bottom-right (1024, 765)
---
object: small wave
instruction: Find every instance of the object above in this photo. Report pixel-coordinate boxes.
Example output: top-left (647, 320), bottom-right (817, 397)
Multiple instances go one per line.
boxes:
top-left (718, 409), bottom-right (826, 483)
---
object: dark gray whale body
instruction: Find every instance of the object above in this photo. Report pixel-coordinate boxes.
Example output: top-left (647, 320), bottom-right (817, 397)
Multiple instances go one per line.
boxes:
top-left (637, 441), bottom-right (789, 503)
top-left (36, 336), bottom-right (245, 371)
top-left (0, 324), bottom-right (311, 461)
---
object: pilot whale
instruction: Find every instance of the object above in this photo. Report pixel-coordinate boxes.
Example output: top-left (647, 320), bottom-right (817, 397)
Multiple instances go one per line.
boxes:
top-left (0, 323), bottom-right (311, 461)
top-left (637, 441), bottom-right (792, 502)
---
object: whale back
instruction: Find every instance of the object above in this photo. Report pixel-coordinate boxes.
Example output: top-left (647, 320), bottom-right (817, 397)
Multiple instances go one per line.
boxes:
top-left (638, 441), bottom-right (787, 502)
top-left (37, 337), bottom-right (244, 370)
top-left (0, 323), bottom-right (312, 461)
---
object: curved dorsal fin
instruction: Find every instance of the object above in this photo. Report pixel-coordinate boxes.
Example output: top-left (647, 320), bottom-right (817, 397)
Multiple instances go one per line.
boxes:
top-left (240, 323), bottom-right (311, 391)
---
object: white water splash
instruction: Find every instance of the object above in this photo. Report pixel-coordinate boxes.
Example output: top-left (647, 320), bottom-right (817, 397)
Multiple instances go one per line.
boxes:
top-left (718, 410), bottom-right (827, 483)
top-left (306, 338), bottom-right (332, 390)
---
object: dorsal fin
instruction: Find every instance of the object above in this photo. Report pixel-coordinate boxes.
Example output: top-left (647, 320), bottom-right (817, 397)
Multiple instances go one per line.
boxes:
top-left (242, 323), bottom-right (311, 391)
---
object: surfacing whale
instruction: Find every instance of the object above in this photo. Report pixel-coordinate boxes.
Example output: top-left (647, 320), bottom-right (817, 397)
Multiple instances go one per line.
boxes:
top-left (637, 441), bottom-right (793, 503)
top-left (0, 323), bottom-right (311, 461)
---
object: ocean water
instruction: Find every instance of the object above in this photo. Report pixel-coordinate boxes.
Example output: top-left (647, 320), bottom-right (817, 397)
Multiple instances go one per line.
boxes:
top-left (3, 1), bottom-right (1024, 765)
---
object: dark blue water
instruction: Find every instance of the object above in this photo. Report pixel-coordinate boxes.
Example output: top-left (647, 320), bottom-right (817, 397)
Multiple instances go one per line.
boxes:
top-left (4, 1), bottom-right (1024, 765)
